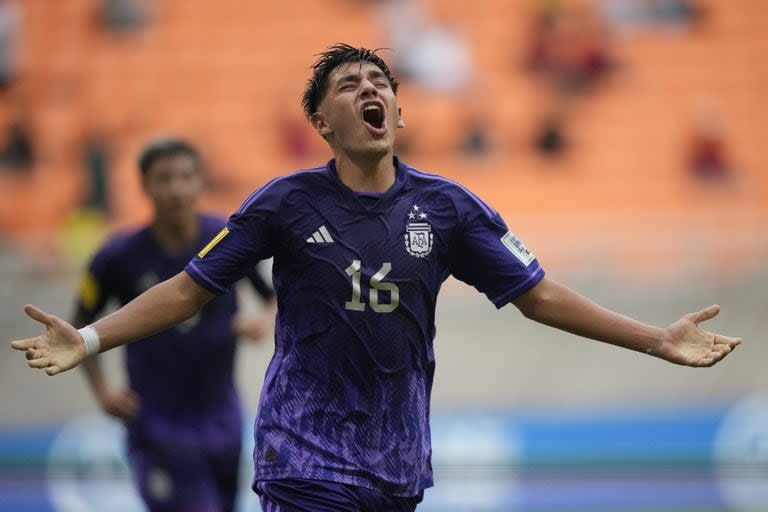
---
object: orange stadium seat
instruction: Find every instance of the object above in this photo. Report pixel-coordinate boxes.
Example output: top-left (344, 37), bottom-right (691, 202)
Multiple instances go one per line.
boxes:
top-left (0, 0), bottom-right (765, 279)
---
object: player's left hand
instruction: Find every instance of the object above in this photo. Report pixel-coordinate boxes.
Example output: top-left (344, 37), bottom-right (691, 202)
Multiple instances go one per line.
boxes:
top-left (657, 305), bottom-right (742, 367)
top-left (233, 316), bottom-right (272, 343)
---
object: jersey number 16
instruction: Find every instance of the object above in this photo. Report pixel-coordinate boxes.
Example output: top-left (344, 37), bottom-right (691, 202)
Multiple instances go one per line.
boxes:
top-left (345, 260), bottom-right (399, 313)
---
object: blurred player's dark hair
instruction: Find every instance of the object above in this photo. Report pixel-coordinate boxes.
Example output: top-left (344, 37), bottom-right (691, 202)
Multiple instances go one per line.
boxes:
top-left (302, 43), bottom-right (399, 119)
top-left (138, 137), bottom-right (200, 176)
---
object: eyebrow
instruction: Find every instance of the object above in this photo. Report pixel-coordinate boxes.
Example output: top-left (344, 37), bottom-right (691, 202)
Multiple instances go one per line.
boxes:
top-left (336, 69), bottom-right (388, 86)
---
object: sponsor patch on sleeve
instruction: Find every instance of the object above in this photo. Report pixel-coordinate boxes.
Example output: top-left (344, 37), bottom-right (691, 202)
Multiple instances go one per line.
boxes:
top-left (500, 231), bottom-right (535, 267)
top-left (197, 227), bottom-right (229, 258)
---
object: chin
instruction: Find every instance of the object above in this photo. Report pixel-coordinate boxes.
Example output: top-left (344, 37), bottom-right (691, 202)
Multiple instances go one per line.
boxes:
top-left (352, 146), bottom-right (390, 161)
top-left (360, 137), bottom-right (394, 155)
top-left (165, 210), bottom-right (193, 223)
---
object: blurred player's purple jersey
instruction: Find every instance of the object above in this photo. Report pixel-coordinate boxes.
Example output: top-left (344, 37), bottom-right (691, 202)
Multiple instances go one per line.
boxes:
top-left (185, 159), bottom-right (545, 496)
top-left (78, 215), bottom-right (254, 449)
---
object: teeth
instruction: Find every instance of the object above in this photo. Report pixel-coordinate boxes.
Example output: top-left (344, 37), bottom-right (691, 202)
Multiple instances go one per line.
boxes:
top-left (364, 105), bottom-right (381, 112)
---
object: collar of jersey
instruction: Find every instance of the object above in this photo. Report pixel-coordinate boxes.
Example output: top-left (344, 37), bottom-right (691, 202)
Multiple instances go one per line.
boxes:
top-left (325, 156), bottom-right (411, 213)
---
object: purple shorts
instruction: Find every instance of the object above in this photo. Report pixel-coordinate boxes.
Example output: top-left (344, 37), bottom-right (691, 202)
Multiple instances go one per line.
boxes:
top-left (255, 478), bottom-right (423, 512)
top-left (128, 439), bottom-right (241, 512)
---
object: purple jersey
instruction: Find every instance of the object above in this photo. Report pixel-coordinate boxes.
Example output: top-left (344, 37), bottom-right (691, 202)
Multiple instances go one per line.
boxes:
top-left (77, 214), bottom-right (272, 449)
top-left (185, 159), bottom-right (545, 496)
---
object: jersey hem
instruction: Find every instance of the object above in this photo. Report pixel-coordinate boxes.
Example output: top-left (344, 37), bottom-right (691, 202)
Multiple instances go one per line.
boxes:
top-left (252, 469), bottom-right (433, 498)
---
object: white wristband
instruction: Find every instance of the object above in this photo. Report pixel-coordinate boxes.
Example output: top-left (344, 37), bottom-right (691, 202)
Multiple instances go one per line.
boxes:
top-left (78, 326), bottom-right (101, 356)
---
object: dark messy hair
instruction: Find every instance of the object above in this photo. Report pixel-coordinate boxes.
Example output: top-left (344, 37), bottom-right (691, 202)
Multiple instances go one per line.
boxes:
top-left (301, 43), bottom-right (399, 119)
top-left (138, 137), bottom-right (200, 176)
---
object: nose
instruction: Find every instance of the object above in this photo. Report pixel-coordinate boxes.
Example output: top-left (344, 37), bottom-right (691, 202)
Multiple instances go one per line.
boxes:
top-left (169, 175), bottom-right (192, 197)
top-left (359, 78), bottom-right (378, 98)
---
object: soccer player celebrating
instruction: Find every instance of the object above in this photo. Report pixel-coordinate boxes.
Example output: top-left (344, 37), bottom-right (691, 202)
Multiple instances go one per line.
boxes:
top-left (73, 138), bottom-right (275, 512)
top-left (11, 45), bottom-right (741, 511)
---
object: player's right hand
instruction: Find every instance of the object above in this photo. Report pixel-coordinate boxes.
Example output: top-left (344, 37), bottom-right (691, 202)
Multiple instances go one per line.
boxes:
top-left (97, 389), bottom-right (140, 420)
top-left (9, 304), bottom-right (86, 376)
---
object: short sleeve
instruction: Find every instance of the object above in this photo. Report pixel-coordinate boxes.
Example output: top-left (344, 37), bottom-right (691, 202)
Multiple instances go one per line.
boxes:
top-left (185, 179), bottom-right (284, 295)
top-left (75, 245), bottom-right (117, 322)
top-left (447, 190), bottom-right (545, 308)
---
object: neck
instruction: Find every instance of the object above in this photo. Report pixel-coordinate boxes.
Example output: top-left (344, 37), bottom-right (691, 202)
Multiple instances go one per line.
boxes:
top-left (151, 214), bottom-right (199, 253)
top-left (334, 150), bottom-right (396, 193)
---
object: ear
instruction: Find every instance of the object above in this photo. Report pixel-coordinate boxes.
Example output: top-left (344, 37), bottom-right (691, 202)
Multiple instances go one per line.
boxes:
top-left (396, 107), bottom-right (405, 128)
top-left (310, 112), bottom-right (332, 137)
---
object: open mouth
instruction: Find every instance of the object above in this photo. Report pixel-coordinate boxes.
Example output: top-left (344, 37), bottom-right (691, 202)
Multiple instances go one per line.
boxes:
top-left (362, 104), bottom-right (386, 133)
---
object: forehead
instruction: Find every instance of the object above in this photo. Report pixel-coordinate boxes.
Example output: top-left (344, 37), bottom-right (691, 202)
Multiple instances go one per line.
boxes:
top-left (146, 153), bottom-right (199, 176)
top-left (328, 61), bottom-right (387, 84)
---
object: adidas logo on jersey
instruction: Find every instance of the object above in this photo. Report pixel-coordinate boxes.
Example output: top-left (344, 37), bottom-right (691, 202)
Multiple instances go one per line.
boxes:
top-left (306, 225), bottom-right (334, 244)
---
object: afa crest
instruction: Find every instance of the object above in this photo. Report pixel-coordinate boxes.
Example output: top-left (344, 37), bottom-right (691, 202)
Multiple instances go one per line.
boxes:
top-left (404, 205), bottom-right (433, 258)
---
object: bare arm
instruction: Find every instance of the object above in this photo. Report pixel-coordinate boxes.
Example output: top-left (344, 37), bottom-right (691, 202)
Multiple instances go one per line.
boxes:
top-left (72, 311), bottom-right (107, 392)
top-left (90, 271), bottom-right (214, 350)
top-left (11, 272), bottom-right (214, 375)
top-left (512, 276), bottom-right (742, 366)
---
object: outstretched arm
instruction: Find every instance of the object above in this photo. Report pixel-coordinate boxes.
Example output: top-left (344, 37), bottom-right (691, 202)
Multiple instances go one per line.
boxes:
top-left (512, 276), bottom-right (742, 367)
top-left (11, 271), bottom-right (214, 376)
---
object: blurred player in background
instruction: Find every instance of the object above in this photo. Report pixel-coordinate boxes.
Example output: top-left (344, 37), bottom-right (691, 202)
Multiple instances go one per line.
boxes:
top-left (11, 46), bottom-right (741, 511)
top-left (73, 138), bottom-right (275, 512)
